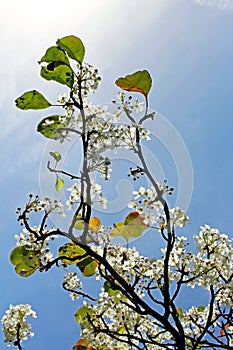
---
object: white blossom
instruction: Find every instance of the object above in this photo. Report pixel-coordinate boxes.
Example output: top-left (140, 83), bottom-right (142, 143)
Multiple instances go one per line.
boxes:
top-left (63, 272), bottom-right (82, 300)
top-left (1, 304), bottom-right (37, 346)
top-left (128, 184), bottom-right (173, 225)
top-left (15, 227), bottom-right (56, 263)
top-left (56, 93), bottom-right (68, 105)
top-left (66, 180), bottom-right (107, 210)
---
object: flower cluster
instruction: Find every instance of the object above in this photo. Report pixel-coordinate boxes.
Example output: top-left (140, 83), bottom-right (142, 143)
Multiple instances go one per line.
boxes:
top-left (113, 92), bottom-right (144, 115)
top-left (52, 93), bottom-right (151, 173)
top-left (77, 62), bottom-right (101, 95)
top-left (14, 227), bottom-right (55, 264)
top-left (189, 225), bottom-right (233, 296)
top-left (1, 304), bottom-right (37, 346)
top-left (159, 207), bottom-right (189, 228)
top-left (73, 101), bottom-right (150, 175)
top-left (95, 244), bottom-right (161, 285)
top-left (15, 196), bottom-right (63, 264)
top-left (17, 195), bottom-right (65, 216)
top-left (88, 120), bottom-right (150, 170)
top-left (81, 299), bottom-right (167, 350)
top-left (66, 180), bottom-right (107, 210)
top-left (183, 304), bottom-right (218, 338)
top-left (128, 184), bottom-right (173, 225)
top-left (167, 235), bottom-right (190, 268)
top-left (160, 226), bottom-right (233, 307)
top-left (74, 229), bottom-right (232, 349)
top-left (56, 92), bottom-right (68, 105)
top-left (63, 272), bottom-right (82, 300)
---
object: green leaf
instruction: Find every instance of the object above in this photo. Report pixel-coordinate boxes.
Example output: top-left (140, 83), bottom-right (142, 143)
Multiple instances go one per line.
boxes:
top-left (111, 223), bottom-right (147, 240)
top-left (49, 151), bottom-right (61, 162)
top-left (104, 280), bottom-right (120, 296)
top-left (58, 242), bottom-right (86, 265)
top-left (37, 115), bottom-right (67, 139)
top-left (115, 70), bottom-right (152, 97)
top-left (15, 90), bottom-right (51, 110)
top-left (56, 35), bottom-right (85, 63)
top-left (74, 216), bottom-right (85, 231)
top-left (40, 64), bottom-right (74, 88)
top-left (78, 258), bottom-right (98, 277)
top-left (176, 307), bottom-right (183, 318)
top-left (197, 305), bottom-right (205, 312)
top-left (110, 212), bottom-right (148, 240)
top-left (10, 246), bottom-right (40, 277)
top-left (75, 306), bottom-right (93, 324)
top-left (55, 177), bottom-right (64, 191)
top-left (124, 211), bottom-right (145, 225)
top-left (39, 46), bottom-right (70, 66)
top-left (58, 242), bottom-right (97, 276)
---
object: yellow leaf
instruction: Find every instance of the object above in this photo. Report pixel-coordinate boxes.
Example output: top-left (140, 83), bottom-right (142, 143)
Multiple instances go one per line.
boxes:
top-left (89, 217), bottom-right (101, 233)
top-left (74, 216), bottom-right (100, 233)
top-left (55, 176), bottom-right (64, 191)
top-left (73, 338), bottom-right (87, 349)
top-left (220, 322), bottom-right (230, 336)
top-left (72, 338), bottom-right (95, 350)
top-left (176, 307), bottom-right (183, 318)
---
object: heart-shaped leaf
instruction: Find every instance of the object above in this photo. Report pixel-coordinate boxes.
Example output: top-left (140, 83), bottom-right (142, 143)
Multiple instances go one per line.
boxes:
top-left (10, 246), bottom-right (40, 277)
top-left (58, 242), bottom-right (86, 265)
top-left (110, 212), bottom-right (148, 240)
top-left (37, 115), bottom-right (67, 139)
top-left (57, 35), bottom-right (85, 63)
top-left (41, 64), bottom-right (73, 88)
top-left (115, 70), bottom-right (152, 97)
top-left (77, 257), bottom-right (98, 277)
top-left (58, 242), bottom-right (97, 276)
top-left (124, 211), bottom-right (146, 225)
top-left (15, 90), bottom-right (51, 110)
top-left (39, 46), bottom-right (70, 66)
top-left (75, 306), bottom-right (93, 325)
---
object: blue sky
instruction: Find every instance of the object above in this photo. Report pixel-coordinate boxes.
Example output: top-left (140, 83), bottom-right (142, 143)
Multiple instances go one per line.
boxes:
top-left (0, 0), bottom-right (232, 349)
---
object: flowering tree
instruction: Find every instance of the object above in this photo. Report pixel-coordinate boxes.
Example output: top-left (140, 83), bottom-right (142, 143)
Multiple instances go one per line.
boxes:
top-left (2, 36), bottom-right (232, 350)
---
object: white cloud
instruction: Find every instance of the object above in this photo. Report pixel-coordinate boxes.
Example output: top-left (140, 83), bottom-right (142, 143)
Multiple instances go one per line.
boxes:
top-left (0, 0), bottom-right (170, 176)
top-left (193, 0), bottom-right (233, 10)
top-left (0, 0), bottom-right (169, 131)
top-left (0, 0), bottom-right (168, 71)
